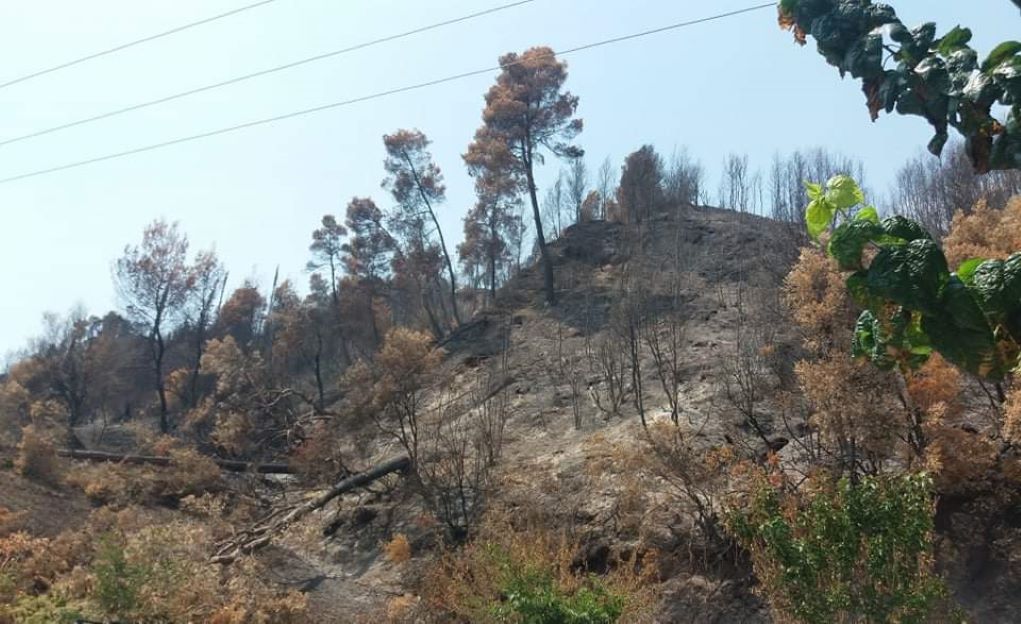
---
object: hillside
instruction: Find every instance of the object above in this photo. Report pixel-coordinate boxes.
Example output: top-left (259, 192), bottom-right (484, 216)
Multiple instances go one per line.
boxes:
top-left (3, 203), bottom-right (1021, 623)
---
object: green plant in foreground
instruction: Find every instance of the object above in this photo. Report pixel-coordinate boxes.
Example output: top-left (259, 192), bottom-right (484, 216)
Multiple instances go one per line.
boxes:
top-left (729, 473), bottom-right (950, 624)
top-left (486, 546), bottom-right (625, 624)
top-left (2, 593), bottom-right (85, 624)
top-left (93, 533), bottom-right (148, 617)
top-left (804, 174), bottom-right (1021, 380)
top-left (779, 0), bottom-right (1021, 173)
top-left (492, 571), bottom-right (624, 624)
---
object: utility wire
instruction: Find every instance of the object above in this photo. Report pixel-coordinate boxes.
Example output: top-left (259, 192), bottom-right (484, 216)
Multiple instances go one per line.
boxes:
top-left (0, 2), bottom-right (775, 185)
top-left (0, 0), bottom-right (538, 148)
top-left (0, 0), bottom-right (282, 90)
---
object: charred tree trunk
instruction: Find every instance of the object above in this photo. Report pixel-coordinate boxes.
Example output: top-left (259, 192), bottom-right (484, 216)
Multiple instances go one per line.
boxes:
top-left (211, 454), bottom-right (411, 564)
top-left (58, 449), bottom-right (297, 474)
top-left (524, 150), bottom-right (555, 305)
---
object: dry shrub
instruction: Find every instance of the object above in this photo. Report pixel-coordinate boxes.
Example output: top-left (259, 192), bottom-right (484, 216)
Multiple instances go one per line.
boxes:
top-left (211, 411), bottom-right (253, 456)
top-left (385, 533), bottom-right (412, 564)
top-left (905, 353), bottom-right (962, 420)
top-left (795, 354), bottom-right (904, 470)
top-left (0, 507), bottom-right (307, 624)
top-left (416, 515), bottom-right (656, 624)
top-left (0, 508), bottom-right (27, 537)
top-left (942, 197), bottom-right (1021, 266)
top-left (14, 425), bottom-right (62, 486)
top-left (783, 248), bottom-right (852, 348)
top-left (924, 425), bottom-right (999, 494)
top-left (1005, 385), bottom-right (1021, 444)
top-left (385, 594), bottom-right (420, 623)
top-left (0, 378), bottom-right (31, 439)
top-left (585, 425), bottom-right (732, 549)
top-left (66, 446), bottom-right (221, 506)
top-left (288, 420), bottom-right (347, 484)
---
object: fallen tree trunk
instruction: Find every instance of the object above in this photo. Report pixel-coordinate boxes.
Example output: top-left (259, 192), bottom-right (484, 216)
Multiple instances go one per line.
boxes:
top-left (58, 448), bottom-right (297, 474)
top-left (211, 454), bottom-right (411, 564)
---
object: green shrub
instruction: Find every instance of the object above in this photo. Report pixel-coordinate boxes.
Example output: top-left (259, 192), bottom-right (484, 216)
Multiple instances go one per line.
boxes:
top-left (2, 593), bottom-right (85, 624)
top-left (492, 564), bottom-right (624, 624)
top-left (729, 473), bottom-right (952, 624)
top-left (93, 533), bottom-right (147, 616)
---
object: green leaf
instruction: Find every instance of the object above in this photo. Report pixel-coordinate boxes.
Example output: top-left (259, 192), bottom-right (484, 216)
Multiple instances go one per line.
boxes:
top-left (969, 259), bottom-right (1009, 316)
top-left (828, 220), bottom-right (882, 270)
top-left (922, 277), bottom-right (1001, 379)
top-left (879, 215), bottom-right (932, 243)
top-left (982, 40), bottom-right (1021, 72)
top-left (852, 310), bottom-right (894, 369)
top-left (866, 239), bottom-right (950, 315)
top-left (825, 175), bottom-right (866, 210)
top-left (804, 181), bottom-right (824, 201)
top-left (936, 26), bottom-right (973, 56)
top-left (954, 258), bottom-right (986, 285)
top-left (905, 311), bottom-right (933, 357)
top-left (966, 253), bottom-right (1021, 341)
top-left (806, 198), bottom-right (835, 241)
top-left (855, 205), bottom-right (880, 224)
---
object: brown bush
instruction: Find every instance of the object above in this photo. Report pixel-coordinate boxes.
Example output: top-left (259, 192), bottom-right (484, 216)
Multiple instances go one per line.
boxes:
top-left (942, 197), bottom-right (1021, 266)
top-left (0, 507), bottom-right (307, 623)
top-left (384, 533), bottom-right (412, 564)
top-left (66, 445), bottom-right (222, 506)
top-left (14, 425), bottom-right (62, 486)
top-left (1005, 385), bottom-right (1021, 444)
top-left (924, 425), bottom-right (999, 494)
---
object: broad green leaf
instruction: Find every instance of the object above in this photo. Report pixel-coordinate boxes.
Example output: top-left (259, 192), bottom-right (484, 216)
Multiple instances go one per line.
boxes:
top-left (1004, 253), bottom-right (1021, 339)
top-left (968, 259), bottom-right (1008, 316)
top-left (855, 205), bottom-right (880, 224)
top-left (954, 257), bottom-right (985, 285)
top-left (968, 253), bottom-right (1021, 341)
top-left (887, 307), bottom-right (933, 368)
top-left (806, 198), bottom-right (834, 241)
top-left (866, 239), bottom-right (949, 315)
top-left (804, 181), bottom-right (824, 201)
top-left (982, 40), bottom-right (1021, 72)
top-left (922, 277), bottom-right (1001, 379)
top-left (936, 26), bottom-right (973, 56)
top-left (879, 215), bottom-right (932, 243)
top-left (825, 175), bottom-right (866, 210)
top-left (852, 310), bottom-right (887, 367)
top-left (828, 220), bottom-right (882, 270)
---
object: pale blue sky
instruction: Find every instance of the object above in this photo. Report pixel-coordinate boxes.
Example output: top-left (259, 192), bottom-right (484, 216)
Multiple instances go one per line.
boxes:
top-left (0, 1), bottom-right (1017, 356)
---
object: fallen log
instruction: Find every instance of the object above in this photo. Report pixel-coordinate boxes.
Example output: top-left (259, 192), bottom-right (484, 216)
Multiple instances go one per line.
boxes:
top-left (58, 448), bottom-right (297, 474)
top-left (211, 454), bottom-right (411, 564)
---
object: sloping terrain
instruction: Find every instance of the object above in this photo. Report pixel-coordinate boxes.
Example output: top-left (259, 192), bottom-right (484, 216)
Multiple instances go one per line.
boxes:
top-left (6, 204), bottom-right (1019, 622)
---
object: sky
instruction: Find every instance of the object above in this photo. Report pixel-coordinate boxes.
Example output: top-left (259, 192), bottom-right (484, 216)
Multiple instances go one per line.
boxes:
top-left (0, 0), bottom-right (1018, 359)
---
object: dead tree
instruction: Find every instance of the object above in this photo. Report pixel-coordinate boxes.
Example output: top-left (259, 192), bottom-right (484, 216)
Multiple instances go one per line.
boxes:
top-left (58, 449), bottom-right (296, 474)
top-left (211, 454), bottom-right (411, 564)
top-left (590, 334), bottom-right (629, 418)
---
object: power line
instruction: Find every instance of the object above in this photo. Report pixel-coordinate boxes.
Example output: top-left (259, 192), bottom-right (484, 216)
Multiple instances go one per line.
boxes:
top-left (0, 0), bottom-right (282, 90)
top-left (0, 0), bottom-right (538, 148)
top-left (0, 2), bottom-right (775, 185)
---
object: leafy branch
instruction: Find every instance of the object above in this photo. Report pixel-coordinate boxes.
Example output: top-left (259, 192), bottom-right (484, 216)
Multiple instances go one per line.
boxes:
top-left (779, 0), bottom-right (1021, 173)
top-left (805, 175), bottom-right (1021, 380)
